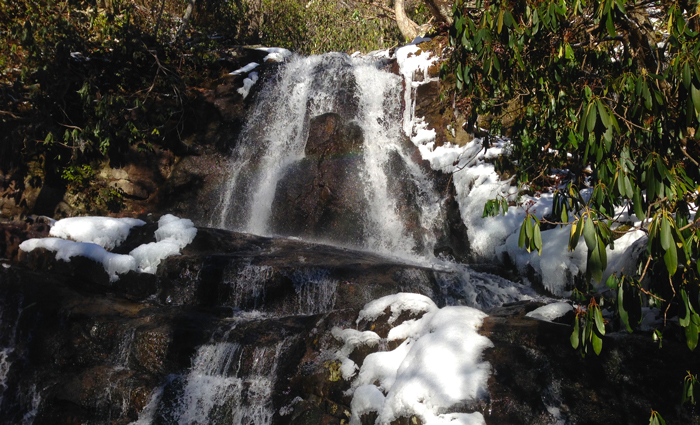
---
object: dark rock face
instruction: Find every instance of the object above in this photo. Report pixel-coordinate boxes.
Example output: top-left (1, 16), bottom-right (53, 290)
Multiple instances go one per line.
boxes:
top-left (1, 227), bottom-right (698, 424)
top-left (481, 302), bottom-right (700, 425)
top-left (270, 113), bottom-right (368, 246)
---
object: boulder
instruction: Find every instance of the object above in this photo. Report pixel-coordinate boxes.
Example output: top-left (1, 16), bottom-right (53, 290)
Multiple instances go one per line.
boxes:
top-left (269, 113), bottom-right (368, 247)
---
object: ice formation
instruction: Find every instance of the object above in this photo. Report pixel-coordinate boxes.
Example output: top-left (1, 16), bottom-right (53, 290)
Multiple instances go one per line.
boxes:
top-left (339, 293), bottom-right (492, 425)
top-left (19, 214), bottom-right (197, 281)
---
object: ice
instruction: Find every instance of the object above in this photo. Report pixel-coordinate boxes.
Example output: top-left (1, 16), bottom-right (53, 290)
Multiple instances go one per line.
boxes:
top-left (343, 294), bottom-right (491, 425)
top-left (526, 302), bottom-right (573, 322)
top-left (49, 216), bottom-right (145, 249)
top-left (498, 224), bottom-right (587, 297)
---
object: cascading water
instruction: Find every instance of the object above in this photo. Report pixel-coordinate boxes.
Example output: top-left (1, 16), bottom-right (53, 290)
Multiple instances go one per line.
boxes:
top-left (131, 327), bottom-right (291, 425)
top-left (210, 53), bottom-right (444, 260)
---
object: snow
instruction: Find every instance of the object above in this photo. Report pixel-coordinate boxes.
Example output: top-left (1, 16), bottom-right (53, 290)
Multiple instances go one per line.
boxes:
top-left (332, 328), bottom-right (381, 380)
top-left (350, 385), bottom-right (385, 425)
top-left (229, 62), bottom-right (258, 75)
top-left (237, 72), bottom-right (258, 98)
top-left (526, 302), bottom-right (573, 322)
top-left (19, 238), bottom-right (136, 282)
top-left (49, 216), bottom-right (145, 250)
top-left (20, 214), bottom-right (197, 281)
top-left (395, 39), bottom-right (647, 296)
top-left (357, 292), bottom-right (438, 324)
top-left (343, 294), bottom-right (491, 425)
top-left (255, 47), bottom-right (293, 63)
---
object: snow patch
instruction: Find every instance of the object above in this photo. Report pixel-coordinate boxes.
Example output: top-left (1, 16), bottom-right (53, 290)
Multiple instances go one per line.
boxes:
top-left (237, 72), bottom-right (259, 98)
top-left (343, 294), bottom-right (491, 425)
top-left (20, 214), bottom-right (196, 281)
top-left (229, 62), bottom-right (259, 75)
top-left (526, 302), bottom-right (573, 322)
top-left (49, 216), bottom-right (145, 249)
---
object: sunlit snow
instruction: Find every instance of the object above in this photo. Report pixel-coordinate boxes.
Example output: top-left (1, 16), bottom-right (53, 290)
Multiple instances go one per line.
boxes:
top-left (341, 293), bottom-right (491, 425)
top-left (20, 214), bottom-right (196, 281)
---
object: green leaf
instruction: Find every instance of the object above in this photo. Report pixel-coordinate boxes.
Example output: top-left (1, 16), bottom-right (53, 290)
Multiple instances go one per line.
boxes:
top-left (681, 289), bottom-right (691, 327)
top-left (589, 239), bottom-right (604, 282)
top-left (598, 235), bottom-right (608, 270)
top-left (518, 220), bottom-right (527, 249)
top-left (660, 217), bottom-right (672, 250)
top-left (525, 216), bottom-right (533, 239)
top-left (586, 102), bottom-right (597, 132)
top-left (597, 100), bottom-right (611, 128)
top-left (633, 188), bottom-right (646, 220)
top-left (663, 242), bottom-right (678, 275)
top-left (571, 316), bottom-right (580, 349)
top-left (605, 274), bottom-right (617, 289)
top-left (683, 62), bottom-right (692, 89)
top-left (591, 331), bottom-right (603, 355)
top-left (624, 175), bottom-right (634, 199)
top-left (692, 84), bottom-right (700, 114)
top-left (583, 215), bottom-right (597, 251)
top-left (594, 306), bottom-right (605, 335)
top-left (569, 221), bottom-right (581, 249)
top-left (605, 12), bottom-right (615, 37)
top-left (533, 222), bottom-right (543, 254)
top-left (642, 82), bottom-right (652, 109)
top-left (685, 321), bottom-right (698, 351)
top-left (618, 283), bottom-right (633, 332)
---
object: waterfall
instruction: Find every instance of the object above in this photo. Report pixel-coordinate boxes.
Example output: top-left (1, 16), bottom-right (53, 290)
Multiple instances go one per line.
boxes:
top-left (210, 53), bottom-right (444, 260)
top-left (130, 327), bottom-right (291, 425)
top-left (211, 54), bottom-right (357, 232)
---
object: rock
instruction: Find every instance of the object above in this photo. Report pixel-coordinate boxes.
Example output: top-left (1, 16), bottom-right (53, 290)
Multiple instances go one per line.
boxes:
top-left (269, 113), bottom-right (368, 246)
top-left (2, 227), bottom-right (698, 424)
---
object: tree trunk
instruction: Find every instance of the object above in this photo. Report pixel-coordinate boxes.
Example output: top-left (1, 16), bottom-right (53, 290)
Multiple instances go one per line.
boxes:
top-left (424, 0), bottom-right (453, 24)
top-left (174, 0), bottom-right (197, 41)
top-left (394, 0), bottom-right (419, 40)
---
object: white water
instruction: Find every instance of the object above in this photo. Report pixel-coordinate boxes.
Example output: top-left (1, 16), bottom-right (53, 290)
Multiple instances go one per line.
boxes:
top-left (211, 53), bottom-right (443, 260)
top-left (212, 54), bottom-right (358, 233)
top-left (225, 262), bottom-right (273, 309)
top-left (130, 326), bottom-right (291, 425)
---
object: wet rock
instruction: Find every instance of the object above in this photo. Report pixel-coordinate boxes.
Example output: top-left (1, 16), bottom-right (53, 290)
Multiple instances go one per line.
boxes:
top-left (270, 113), bottom-right (368, 247)
top-left (481, 304), bottom-right (700, 425)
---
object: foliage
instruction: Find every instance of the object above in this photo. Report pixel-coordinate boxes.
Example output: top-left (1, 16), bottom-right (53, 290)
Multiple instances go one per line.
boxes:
top-left (198, 0), bottom-right (417, 54)
top-left (0, 0), bottom-right (219, 167)
top-left (61, 164), bottom-right (125, 213)
top-left (683, 371), bottom-right (699, 405)
top-left (447, 0), bottom-right (699, 411)
top-left (649, 410), bottom-right (667, 425)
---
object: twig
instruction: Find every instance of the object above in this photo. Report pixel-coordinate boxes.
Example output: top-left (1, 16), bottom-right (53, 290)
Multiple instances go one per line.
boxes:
top-left (664, 275), bottom-right (676, 326)
top-left (0, 110), bottom-right (21, 119)
top-left (638, 255), bottom-right (652, 282)
top-left (681, 146), bottom-right (699, 167)
top-left (58, 123), bottom-right (83, 131)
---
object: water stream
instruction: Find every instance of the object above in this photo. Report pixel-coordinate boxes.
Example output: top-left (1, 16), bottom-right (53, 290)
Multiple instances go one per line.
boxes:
top-left (210, 53), bottom-right (443, 260)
